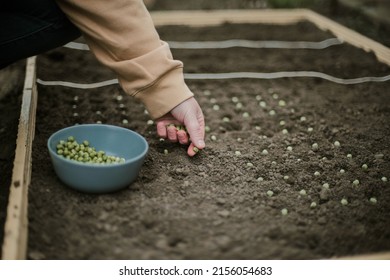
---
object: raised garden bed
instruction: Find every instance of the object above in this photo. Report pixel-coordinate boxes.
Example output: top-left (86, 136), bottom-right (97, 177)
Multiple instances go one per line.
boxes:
top-left (4, 10), bottom-right (390, 260)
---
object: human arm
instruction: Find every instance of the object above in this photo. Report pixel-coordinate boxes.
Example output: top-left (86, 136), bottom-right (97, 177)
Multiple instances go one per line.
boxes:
top-left (55, 0), bottom-right (205, 155)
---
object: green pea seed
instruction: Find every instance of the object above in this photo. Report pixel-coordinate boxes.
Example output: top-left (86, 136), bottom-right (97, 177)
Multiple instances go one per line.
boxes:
top-left (56, 137), bottom-right (126, 165)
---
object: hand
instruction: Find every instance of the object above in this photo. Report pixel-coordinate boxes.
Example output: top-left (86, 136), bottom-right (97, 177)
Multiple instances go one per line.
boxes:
top-left (156, 97), bottom-right (205, 156)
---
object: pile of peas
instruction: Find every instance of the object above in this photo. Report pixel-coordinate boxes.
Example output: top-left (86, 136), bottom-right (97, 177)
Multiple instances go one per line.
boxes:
top-left (56, 136), bottom-right (125, 164)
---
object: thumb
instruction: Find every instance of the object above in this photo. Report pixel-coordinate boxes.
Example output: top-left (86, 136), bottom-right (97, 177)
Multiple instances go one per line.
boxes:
top-left (184, 113), bottom-right (205, 149)
top-left (170, 97), bottom-right (206, 151)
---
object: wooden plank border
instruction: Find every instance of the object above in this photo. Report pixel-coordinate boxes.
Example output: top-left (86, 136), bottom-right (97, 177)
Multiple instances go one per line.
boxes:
top-left (151, 9), bottom-right (390, 66)
top-left (303, 10), bottom-right (390, 65)
top-left (1, 57), bottom-right (37, 260)
top-left (151, 9), bottom-right (308, 26)
top-left (334, 251), bottom-right (390, 260)
top-left (2, 9), bottom-right (389, 260)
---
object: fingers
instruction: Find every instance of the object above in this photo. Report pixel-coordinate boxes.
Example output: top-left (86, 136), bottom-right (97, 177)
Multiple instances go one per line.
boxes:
top-left (166, 125), bottom-right (189, 143)
top-left (156, 122), bottom-right (201, 156)
top-left (155, 97), bottom-right (206, 156)
top-left (170, 97), bottom-right (206, 151)
top-left (184, 118), bottom-right (205, 150)
top-left (156, 121), bottom-right (168, 138)
top-left (156, 119), bottom-right (180, 138)
top-left (177, 129), bottom-right (189, 144)
top-left (187, 142), bottom-right (198, 157)
top-left (183, 116), bottom-right (205, 157)
top-left (156, 120), bottom-right (189, 144)
top-left (167, 124), bottom-right (178, 142)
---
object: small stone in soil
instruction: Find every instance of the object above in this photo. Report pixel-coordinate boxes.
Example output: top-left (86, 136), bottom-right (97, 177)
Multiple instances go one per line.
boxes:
top-left (217, 210), bottom-right (230, 218)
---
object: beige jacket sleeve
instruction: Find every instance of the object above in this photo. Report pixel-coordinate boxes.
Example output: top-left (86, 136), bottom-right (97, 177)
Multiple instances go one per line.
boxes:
top-left (56, 0), bottom-right (193, 119)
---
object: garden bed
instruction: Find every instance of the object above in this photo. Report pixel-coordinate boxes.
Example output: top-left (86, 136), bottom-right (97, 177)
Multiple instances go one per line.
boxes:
top-left (27, 16), bottom-right (390, 259)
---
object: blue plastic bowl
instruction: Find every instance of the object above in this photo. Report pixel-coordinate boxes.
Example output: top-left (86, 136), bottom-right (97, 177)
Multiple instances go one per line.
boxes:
top-left (47, 124), bottom-right (149, 193)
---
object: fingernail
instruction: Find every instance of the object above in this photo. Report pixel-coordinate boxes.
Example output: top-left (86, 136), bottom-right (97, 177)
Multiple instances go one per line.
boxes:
top-left (198, 140), bottom-right (205, 147)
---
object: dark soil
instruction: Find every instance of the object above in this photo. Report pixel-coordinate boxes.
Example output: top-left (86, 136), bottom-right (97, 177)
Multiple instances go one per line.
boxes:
top-left (149, 0), bottom-right (390, 48)
top-left (26, 21), bottom-right (390, 260)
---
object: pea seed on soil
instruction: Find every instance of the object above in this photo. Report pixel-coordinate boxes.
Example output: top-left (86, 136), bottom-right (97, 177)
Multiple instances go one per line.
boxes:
top-left (27, 20), bottom-right (390, 260)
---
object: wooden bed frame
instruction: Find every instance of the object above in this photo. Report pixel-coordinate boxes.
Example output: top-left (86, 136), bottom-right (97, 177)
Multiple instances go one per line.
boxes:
top-left (2, 9), bottom-right (389, 260)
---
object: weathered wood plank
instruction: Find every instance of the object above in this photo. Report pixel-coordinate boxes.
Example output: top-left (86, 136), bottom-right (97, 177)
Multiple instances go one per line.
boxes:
top-left (2, 8), bottom-right (388, 260)
top-left (2, 57), bottom-right (37, 260)
top-left (151, 9), bottom-right (390, 66)
top-left (303, 10), bottom-right (390, 65)
top-left (151, 9), bottom-right (307, 26)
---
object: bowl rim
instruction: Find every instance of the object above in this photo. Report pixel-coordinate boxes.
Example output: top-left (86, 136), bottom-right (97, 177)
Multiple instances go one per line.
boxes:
top-left (47, 124), bottom-right (149, 168)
